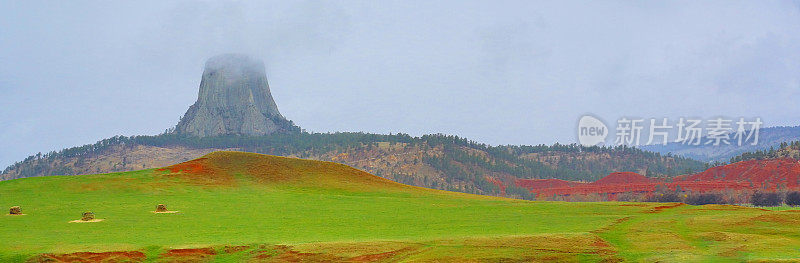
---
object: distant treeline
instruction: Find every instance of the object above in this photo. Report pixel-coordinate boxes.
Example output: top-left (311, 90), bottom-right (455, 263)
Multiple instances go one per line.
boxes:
top-left (5, 131), bottom-right (704, 177)
top-left (729, 141), bottom-right (800, 163)
top-left (642, 189), bottom-right (800, 207)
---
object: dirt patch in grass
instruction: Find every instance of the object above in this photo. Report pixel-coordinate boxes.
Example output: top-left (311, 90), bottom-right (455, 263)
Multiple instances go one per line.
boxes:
top-left (292, 241), bottom-right (419, 258)
top-left (426, 234), bottom-right (620, 262)
top-left (251, 244), bottom-right (424, 262)
top-left (628, 232), bottom-right (694, 251)
top-left (251, 245), bottom-right (344, 262)
top-left (161, 248), bottom-right (217, 261)
top-left (26, 236), bottom-right (620, 263)
top-left (348, 247), bottom-right (417, 262)
top-left (698, 231), bottom-right (732, 242)
top-left (29, 251), bottom-right (146, 262)
top-left (151, 211), bottom-right (180, 214)
top-left (68, 219), bottom-right (104, 223)
top-left (697, 211), bottom-right (800, 229)
top-left (648, 203), bottom-right (685, 213)
top-left (718, 245), bottom-right (747, 258)
top-left (750, 213), bottom-right (800, 224)
top-left (696, 204), bottom-right (762, 211)
top-left (275, 250), bottom-right (344, 262)
top-left (619, 203), bottom-right (649, 207)
top-left (592, 237), bottom-right (613, 249)
top-left (591, 216), bottom-right (631, 234)
top-left (157, 158), bottom-right (234, 186)
top-left (158, 158), bottom-right (211, 174)
top-left (223, 245), bottom-right (250, 254)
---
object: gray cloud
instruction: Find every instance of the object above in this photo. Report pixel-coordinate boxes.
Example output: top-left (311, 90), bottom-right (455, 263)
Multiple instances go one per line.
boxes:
top-left (2, 1), bottom-right (800, 168)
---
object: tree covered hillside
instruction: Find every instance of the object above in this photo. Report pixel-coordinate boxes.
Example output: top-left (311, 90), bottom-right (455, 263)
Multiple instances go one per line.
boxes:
top-left (729, 141), bottom-right (800, 163)
top-left (2, 132), bottom-right (705, 198)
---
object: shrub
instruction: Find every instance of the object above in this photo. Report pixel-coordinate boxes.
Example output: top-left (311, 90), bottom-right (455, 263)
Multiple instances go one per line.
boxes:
top-left (505, 185), bottom-right (535, 200)
top-left (751, 192), bottom-right (782, 207)
top-left (685, 193), bottom-right (723, 205)
top-left (615, 192), bottom-right (642, 202)
top-left (786, 191), bottom-right (800, 207)
top-left (646, 192), bottom-right (681, 202)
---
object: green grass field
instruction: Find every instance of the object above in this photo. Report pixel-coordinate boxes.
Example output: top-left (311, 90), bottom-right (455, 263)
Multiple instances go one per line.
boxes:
top-left (2, 152), bottom-right (800, 262)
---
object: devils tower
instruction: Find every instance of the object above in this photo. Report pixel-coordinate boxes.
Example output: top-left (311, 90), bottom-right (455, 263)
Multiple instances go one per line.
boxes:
top-left (175, 54), bottom-right (298, 137)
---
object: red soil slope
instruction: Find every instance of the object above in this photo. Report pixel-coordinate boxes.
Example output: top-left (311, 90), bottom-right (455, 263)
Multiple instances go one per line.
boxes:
top-left (484, 176), bottom-right (507, 195)
top-left (511, 158), bottom-right (800, 197)
top-left (674, 158), bottom-right (800, 191)
top-left (31, 251), bottom-right (146, 262)
top-left (594, 172), bottom-right (655, 185)
top-left (155, 151), bottom-right (411, 191)
top-left (525, 172), bottom-right (660, 196)
top-left (514, 178), bottom-right (583, 191)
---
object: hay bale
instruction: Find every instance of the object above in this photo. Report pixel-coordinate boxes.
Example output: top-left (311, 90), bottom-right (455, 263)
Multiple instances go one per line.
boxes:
top-left (156, 204), bottom-right (168, 212)
top-left (81, 212), bottom-right (95, 221)
top-left (9, 206), bottom-right (21, 215)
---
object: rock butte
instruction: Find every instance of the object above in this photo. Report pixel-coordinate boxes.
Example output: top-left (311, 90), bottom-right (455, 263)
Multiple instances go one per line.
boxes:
top-left (175, 54), bottom-right (297, 137)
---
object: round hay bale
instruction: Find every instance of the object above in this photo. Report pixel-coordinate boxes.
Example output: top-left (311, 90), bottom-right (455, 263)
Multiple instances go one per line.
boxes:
top-left (156, 204), bottom-right (168, 212)
top-left (9, 206), bottom-right (21, 215)
top-left (81, 211), bottom-right (95, 221)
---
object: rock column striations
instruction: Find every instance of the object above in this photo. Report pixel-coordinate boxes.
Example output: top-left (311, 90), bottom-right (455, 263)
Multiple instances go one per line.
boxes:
top-left (175, 54), bottom-right (297, 137)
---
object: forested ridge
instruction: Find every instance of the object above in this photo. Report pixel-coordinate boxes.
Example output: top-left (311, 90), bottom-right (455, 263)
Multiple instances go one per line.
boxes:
top-left (3, 132), bottom-right (705, 198)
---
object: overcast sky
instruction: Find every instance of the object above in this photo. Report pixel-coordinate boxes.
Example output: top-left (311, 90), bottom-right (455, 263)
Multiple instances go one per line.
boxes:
top-left (2, 1), bottom-right (800, 168)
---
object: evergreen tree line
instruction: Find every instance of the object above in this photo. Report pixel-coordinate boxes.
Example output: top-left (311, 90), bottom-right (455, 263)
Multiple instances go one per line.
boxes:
top-left (729, 141), bottom-right (800, 163)
top-left (630, 188), bottom-right (800, 207)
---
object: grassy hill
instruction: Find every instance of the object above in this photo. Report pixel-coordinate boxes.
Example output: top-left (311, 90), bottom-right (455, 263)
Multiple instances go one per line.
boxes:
top-left (2, 151), bottom-right (800, 262)
top-left (2, 133), bottom-right (705, 199)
